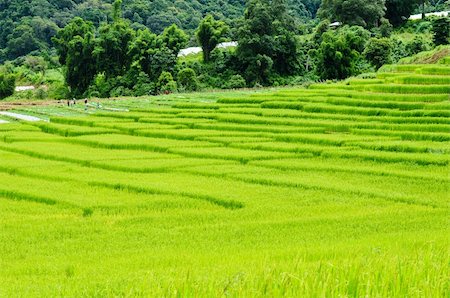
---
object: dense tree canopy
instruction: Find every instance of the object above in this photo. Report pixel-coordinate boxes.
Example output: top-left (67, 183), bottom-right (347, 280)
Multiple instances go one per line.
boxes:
top-left (196, 16), bottom-right (229, 63)
top-left (236, 0), bottom-right (302, 85)
top-left (385, 0), bottom-right (420, 27)
top-left (318, 0), bottom-right (387, 28)
top-left (0, 0), bottom-right (321, 62)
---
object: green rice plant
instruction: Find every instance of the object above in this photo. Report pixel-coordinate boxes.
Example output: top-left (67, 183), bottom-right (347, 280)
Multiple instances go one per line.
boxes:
top-left (1, 62), bottom-right (449, 297)
top-left (261, 101), bottom-right (304, 110)
top-left (345, 79), bottom-right (385, 85)
top-left (32, 122), bottom-right (118, 137)
top-left (391, 75), bottom-right (450, 85)
top-left (360, 84), bottom-right (450, 94)
top-left (416, 66), bottom-right (450, 75)
top-left (351, 128), bottom-right (450, 142)
top-left (321, 90), bottom-right (448, 102)
top-left (325, 97), bottom-right (426, 110)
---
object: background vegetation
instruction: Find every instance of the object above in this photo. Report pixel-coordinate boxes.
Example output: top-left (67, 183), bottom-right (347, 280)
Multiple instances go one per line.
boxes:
top-left (0, 0), bottom-right (449, 100)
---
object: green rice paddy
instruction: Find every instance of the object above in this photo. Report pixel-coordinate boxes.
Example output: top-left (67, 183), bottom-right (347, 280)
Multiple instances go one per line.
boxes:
top-left (0, 63), bottom-right (449, 297)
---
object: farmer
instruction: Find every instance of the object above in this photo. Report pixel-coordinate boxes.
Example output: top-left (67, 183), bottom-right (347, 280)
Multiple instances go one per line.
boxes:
top-left (84, 98), bottom-right (88, 112)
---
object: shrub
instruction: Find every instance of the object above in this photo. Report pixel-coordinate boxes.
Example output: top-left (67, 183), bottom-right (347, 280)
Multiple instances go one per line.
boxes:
top-left (177, 68), bottom-right (199, 91)
top-left (390, 38), bottom-right (407, 62)
top-left (378, 18), bottom-right (393, 38)
top-left (405, 36), bottom-right (431, 56)
top-left (0, 73), bottom-right (15, 100)
top-left (157, 71), bottom-right (177, 94)
top-left (316, 26), bottom-right (370, 80)
top-left (364, 38), bottom-right (392, 69)
top-left (34, 87), bottom-right (48, 100)
top-left (110, 86), bottom-right (133, 97)
top-left (223, 74), bottom-right (246, 89)
top-left (432, 18), bottom-right (450, 46)
top-left (48, 83), bottom-right (69, 100)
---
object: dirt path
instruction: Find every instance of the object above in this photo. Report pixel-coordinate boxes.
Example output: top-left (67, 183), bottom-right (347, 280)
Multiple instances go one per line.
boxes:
top-left (0, 100), bottom-right (62, 111)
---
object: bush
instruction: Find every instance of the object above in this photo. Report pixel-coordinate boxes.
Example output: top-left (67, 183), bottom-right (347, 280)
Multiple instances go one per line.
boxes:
top-left (157, 71), bottom-right (177, 94)
top-left (48, 83), bottom-right (69, 100)
top-left (110, 86), bottom-right (133, 97)
top-left (364, 38), bottom-right (392, 69)
top-left (223, 74), bottom-right (247, 89)
top-left (432, 18), bottom-right (450, 46)
top-left (0, 73), bottom-right (15, 100)
top-left (316, 26), bottom-right (370, 80)
top-left (34, 87), bottom-right (48, 100)
top-left (177, 68), bottom-right (199, 91)
top-left (405, 36), bottom-right (431, 56)
top-left (378, 18), bottom-right (393, 38)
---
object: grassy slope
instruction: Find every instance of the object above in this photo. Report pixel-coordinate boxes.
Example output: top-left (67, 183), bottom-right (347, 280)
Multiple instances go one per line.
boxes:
top-left (0, 57), bottom-right (449, 296)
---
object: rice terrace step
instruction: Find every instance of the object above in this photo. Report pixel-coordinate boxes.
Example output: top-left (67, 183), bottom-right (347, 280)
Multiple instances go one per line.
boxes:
top-left (0, 59), bottom-right (449, 296)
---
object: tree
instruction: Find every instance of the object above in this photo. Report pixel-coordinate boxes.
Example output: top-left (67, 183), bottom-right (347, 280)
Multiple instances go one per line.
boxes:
top-left (94, 1), bottom-right (135, 79)
top-left (318, 0), bottom-right (386, 28)
top-left (0, 73), bottom-right (15, 100)
top-left (236, 0), bottom-right (302, 85)
top-left (65, 33), bottom-right (97, 97)
top-left (178, 68), bottom-right (199, 91)
top-left (316, 26), bottom-right (370, 80)
top-left (364, 38), bottom-right (392, 69)
top-left (94, 19), bottom-right (135, 78)
top-left (157, 71), bottom-right (177, 94)
top-left (52, 17), bottom-right (95, 65)
top-left (6, 24), bottom-right (41, 58)
top-left (53, 17), bottom-right (97, 97)
top-left (128, 28), bottom-right (177, 82)
top-left (196, 15), bottom-right (229, 63)
top-left (160, 24), bottom-right (188, 57)
top-left (385, 0), bottom-right (420, 27)
top-left (432, 18), bottom-right (450, 46)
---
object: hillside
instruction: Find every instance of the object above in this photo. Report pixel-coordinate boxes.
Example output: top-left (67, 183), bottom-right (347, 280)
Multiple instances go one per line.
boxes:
top-left (0, 0), bottom-right (320, 62)
top-left (0, 55), bottom-right (449, 296)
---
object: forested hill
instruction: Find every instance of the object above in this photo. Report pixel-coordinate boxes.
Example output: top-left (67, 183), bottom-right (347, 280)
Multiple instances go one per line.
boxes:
top-left (0, 0), bottom-right (320, 61)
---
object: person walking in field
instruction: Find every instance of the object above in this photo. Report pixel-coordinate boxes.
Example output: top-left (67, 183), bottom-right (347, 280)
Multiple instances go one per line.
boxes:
top-left (84, 98), bottom-right (88, 112)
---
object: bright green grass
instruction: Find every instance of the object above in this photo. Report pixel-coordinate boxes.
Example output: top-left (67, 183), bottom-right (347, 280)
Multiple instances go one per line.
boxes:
top-left (0, 63), bottom-right (449, 297)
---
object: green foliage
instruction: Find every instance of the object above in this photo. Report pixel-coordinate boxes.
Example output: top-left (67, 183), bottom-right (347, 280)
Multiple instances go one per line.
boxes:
top-left (405, 35), bottom-right (431, 56)
top-left (224, 74), bottom-right (247, 89)
top-left (432, 18), bottom-right (450, 46)
top-left (94, 19), bottom-right (135, 78)
top-left (364, 38), bottom-right (393, 69)
top-left (236, 0), bottom-right (302, 85)
top-left (0, 73), bottom-right (16, 100)
top-left (64, 31), bottom-right (97, 98)
top-left (385, 0), bottom-right (420, 27)
top-left (53, 17), bottom-right (95, 66)
top-left (318, 0), bottom-right (386, 28)
top-left (316, 26), bottom-right (370, 80)
top-left (177, 68), bottom-right (199, 91)
top-left (34, 87), bottom-right (48, 100)
top-left (0, 60), bottom-right (449, 296)
top-left (6, 23), bottom-right (42, 59)
top-left (157, 71), bottom-right (177, 94)
top-left (378, 18), bottom-right (394, 38)
top-left (196, 15), bottom-right (229, 63)
top-left (129, 29), bottom-right (177, 82)
top-left (160, 24), bottom-right (188, 57)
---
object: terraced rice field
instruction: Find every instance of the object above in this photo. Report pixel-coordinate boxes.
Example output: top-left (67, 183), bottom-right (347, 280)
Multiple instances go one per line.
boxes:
top-left (0, 63), bottom-right (449, 297)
